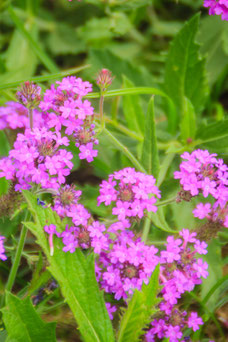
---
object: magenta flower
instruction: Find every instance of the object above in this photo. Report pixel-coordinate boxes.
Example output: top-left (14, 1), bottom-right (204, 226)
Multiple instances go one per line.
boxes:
top-left (193, 258), bottom-right (209, 278)
top-left (187, 312), bottom-right (203, 331)
top-left (204, 0), bottom-right (228, 20)
top-left (0, 236), bottom-right (7, 261)
top-left (78, 142), bottom-right (98, 162)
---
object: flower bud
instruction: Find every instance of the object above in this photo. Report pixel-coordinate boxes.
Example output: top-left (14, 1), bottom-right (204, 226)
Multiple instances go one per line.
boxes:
top-left (16, 81), bottom-right (41, 109)
top-left (96, 69), bottom-right (114, 92)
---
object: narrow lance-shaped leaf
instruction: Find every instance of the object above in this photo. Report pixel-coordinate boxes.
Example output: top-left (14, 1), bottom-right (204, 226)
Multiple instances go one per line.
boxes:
top-left (122, 76), bottom-right (145, 134)
top-left (1, 292), bottom-right (56, 342)
top-left (23, 191), bottom-right (115, 342)
top-left (164, 14), bottom-right (209, 126)
top-left (180, 97), bottom-right (196, 143)
top-left (117, 265), bottom-right (160, 342)
top-left (141, 96), bottom-right (159, 178)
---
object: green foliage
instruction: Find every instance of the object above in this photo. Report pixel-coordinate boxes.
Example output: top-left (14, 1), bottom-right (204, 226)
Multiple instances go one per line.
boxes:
top-left (23, 191), bottom-right (115, 342)
top-left (141, 97), bottom-right (159, 178)
top-left (117, 265), bottom-right (160, 342)
top-left (164, 14), bottom-right (209, 125)
top-left (122, 76), bottom-right (145, 135)
top-left (1, 292), bottom-right (56, 342)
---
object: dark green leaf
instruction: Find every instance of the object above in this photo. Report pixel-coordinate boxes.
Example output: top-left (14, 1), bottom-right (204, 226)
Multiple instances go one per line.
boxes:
top-left (1, 292), bottom-right (56, 342)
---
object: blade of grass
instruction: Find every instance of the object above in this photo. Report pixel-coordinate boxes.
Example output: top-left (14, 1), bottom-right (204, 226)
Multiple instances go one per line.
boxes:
top-left (0, 65), bottom-right (90, 90)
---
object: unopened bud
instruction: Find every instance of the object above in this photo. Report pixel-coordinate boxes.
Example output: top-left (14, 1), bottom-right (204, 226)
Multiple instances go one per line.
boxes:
top-left (96, 69), bottom-right (114, 92)
top-left (16, 81), bottom-right (41, 109)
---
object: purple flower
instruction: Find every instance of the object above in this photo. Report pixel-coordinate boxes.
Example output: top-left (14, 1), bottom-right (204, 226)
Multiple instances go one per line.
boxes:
top-left (204, 0), bottom-right (228, 21)
top-left (105, 303), bottom-right (117, 320)
top-left (193, 203), bottom-right (211, 219)
top-left (0, 236), bottom-right (7, 261)
top-left (187, 312), bottom-right (203, 331)
top-left (193, 258), bottom-right (208, 278)
top-left (78, 142), bottom-right (98, 162)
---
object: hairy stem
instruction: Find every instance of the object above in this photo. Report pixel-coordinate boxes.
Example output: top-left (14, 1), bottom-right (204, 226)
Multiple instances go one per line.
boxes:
top-left (29, 108), bottom-right (34, 130)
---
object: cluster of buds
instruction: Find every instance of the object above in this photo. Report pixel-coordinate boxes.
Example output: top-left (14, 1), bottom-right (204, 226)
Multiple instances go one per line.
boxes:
top-left (96, 69), bottom-right (114, 93)
top-left (16, 81), bottom-right (41, 109)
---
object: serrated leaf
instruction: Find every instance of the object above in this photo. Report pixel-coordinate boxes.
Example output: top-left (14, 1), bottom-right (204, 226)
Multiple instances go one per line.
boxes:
top-left (164, 14), bottom-right (208, 121)
top-left (23, 191), bottom-right (115, 342)
top-left (196, 119), bottom-right (228, 143)
top-left (180, 97), bottom-right (196, 143)
top-left (141, 97), bottom-right (159, 178)
top-left (1, 292), bottom-right (56, 342)
top-left (122, 76), bottom-right (145, 134)
top-left (117, 265), bottom-right (160, 342)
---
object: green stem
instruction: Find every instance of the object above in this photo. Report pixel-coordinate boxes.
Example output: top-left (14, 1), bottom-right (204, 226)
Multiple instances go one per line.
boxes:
top-left (141, 215), bottom-right (151, 242)
top-left (99, 94), bottom-right (105, 131)
top-left (157, 197), bottom-right (177, 207)
top-left (5, 212), bottom-right (30, 294)
top-left (103, 128), bottom-right (146, 173)
top-left (103, 116), bottom-right (143, 141)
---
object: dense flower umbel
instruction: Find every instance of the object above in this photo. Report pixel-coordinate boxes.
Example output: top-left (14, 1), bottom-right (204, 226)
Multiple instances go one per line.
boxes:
top-left (0, 236), bottom-right (7, 261)
top-left (40, 76), bottom-right (98, 162)
top-left (0, 127), bottom-right (73, 191)
top-left (96, 231), bottom-right (159, 300)
top-left (174, 149), bottom-right (228, 228)
top-left (146, 229), bottom-right (207, 341)
top-left (204, 0), bottom-right (228, 20)
top-left (98, 167), bottom-right (160, 222)
top-left (0, 102), bottom-right (43, 130)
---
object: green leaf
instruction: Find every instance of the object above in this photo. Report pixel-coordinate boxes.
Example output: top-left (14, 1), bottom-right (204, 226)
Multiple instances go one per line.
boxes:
top-left (117, 265), bottom-right (160, 342)
top-left (7, 6), bottom-right (58, 73)
top-left (122, 76), bottom-right (145, 134)
top-left (1, 292), bottom-right (56, 342)
top-left (198, 15), bottom-right (228, 85)
top-left (164, 14), bottom-right (208, 122)
top-left (141, 97), bottom-right (159, 178)
top-left (23, 191), bottom-right (115, 342)
top-left (196, 119), bottom-right (228, 143)
top-left (180, 97), bottom-right (196, 143)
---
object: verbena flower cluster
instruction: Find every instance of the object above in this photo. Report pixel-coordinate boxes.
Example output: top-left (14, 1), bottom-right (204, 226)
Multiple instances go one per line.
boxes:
top-left (98, 168), bottom-right (160, 222)
top-left (174, 149), bottom-right (228, 229)
top-left (204, 0), bottom-right (228, 20)
top-left (40, 76), bottom-right (98, 163)
top-left (0, 127), bottom-right (73, 191)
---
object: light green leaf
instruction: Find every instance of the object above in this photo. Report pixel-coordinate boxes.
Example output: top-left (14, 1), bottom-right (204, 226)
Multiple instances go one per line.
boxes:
top-left (141, 97), bottom-right (159, 178)
top-left (23, 191), bottom-right (115, 342)
top-left (165, 14), bottom-right (209, 121)
top-left (122, 76), bottom-right (145, 134)
top-left (1, 292), bottom-right (56, 342)
top-left (117, 265), bottom-right (160, 342)
top-left (180, 97), bottom-right (196, 143)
